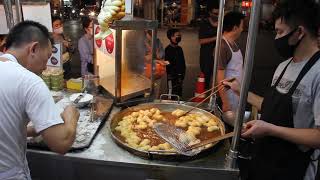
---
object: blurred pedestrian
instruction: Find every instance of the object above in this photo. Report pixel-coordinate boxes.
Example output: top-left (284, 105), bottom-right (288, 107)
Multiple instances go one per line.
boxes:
top-left (198, 0), bottom-right (219, 89)
top-left (78, 16), bottom-right (94, 76)
top-left (165, 28), bottom-right (186, 97)
top-left (51, 16), bottom-right (74, 79)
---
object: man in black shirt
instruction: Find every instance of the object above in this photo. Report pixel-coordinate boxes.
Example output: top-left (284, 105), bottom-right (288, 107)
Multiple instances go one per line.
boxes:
top-left (198, 1), bottom-right (219, 89)
top-left (165, 29), bottom-right (186, 97)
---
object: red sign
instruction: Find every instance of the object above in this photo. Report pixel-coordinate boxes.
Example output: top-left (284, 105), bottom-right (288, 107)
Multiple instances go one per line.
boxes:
top-left (105, 33), bottom-right (114, 54)
top-left (242, 1), bottom-right (252, 8)
top-left (95, 26), bottom-right (102, 48)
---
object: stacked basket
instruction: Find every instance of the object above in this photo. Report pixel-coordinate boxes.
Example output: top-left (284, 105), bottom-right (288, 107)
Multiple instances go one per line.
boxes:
top-left (41, 69), bottom-right (64, 91)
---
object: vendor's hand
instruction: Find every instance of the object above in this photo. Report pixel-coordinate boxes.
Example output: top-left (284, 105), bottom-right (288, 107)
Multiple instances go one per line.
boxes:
top-left (241, 120), bottom-right (275, 139)
top-left (222, 78), bottom-right (240, 95)
top-left (63, 40), bottom-right (70, 48)
top-left (156, 60), bottom-right (170, 66)
top-left (222, 103), bottom-right (231, 112)
top-left (61, 105), bottom-right (80, 124)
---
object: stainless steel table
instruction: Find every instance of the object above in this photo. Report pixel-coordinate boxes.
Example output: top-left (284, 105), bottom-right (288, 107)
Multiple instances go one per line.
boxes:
top-left (27, 106), bottom-right (239, 180)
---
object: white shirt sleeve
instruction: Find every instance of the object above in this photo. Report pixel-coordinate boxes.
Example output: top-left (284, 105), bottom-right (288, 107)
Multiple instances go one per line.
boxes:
top-left (24, 77), bottom-right (64, 133)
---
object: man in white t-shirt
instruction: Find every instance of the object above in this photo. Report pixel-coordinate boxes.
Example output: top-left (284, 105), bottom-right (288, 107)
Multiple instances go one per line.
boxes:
top-left (0, 21), bottom-right (79, 179)
top-left (224, 0), bottom-right (320, 180)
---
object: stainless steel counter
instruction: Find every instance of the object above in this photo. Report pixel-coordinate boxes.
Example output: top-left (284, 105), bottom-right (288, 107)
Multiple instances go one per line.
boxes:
top-left (27, 106), bottom-right (239, 180)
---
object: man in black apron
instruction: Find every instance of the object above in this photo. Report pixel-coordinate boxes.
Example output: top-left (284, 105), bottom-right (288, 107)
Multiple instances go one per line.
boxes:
top-left (223, 0), bottom-right (320, 179)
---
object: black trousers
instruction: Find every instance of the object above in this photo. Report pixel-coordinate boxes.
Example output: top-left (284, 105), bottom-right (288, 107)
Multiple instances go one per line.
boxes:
top-left (167, 74), bottom-right (184, 97)
top-left (200, 55), bottom-right (214, 89)
top-left (87, 63), bottom-right (94, 74)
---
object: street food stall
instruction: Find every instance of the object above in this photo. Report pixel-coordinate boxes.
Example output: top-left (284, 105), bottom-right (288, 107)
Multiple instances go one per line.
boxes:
top-left (1, 0), bottom-right (261, 179)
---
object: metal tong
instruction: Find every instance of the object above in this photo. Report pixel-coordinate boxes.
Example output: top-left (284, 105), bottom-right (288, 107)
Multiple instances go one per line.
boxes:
top-left (177, 78), bottom-right (236, 118)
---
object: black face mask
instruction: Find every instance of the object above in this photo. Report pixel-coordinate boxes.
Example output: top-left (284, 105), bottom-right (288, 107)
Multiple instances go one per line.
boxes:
top-left (210, 15), bottom-right (219, 22)
top-left (171, 37), bottom-right (181, 45)
top-left (176, 37), bottom-right (181, 43)
top-left (274, 29), bottom-right (304, 59)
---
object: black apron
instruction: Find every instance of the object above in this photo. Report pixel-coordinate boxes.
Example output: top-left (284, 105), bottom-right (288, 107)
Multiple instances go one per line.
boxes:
top-left (240, 51), bottom-right (320, 180)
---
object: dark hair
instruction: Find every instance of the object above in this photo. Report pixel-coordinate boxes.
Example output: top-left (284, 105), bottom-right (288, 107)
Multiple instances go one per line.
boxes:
top-left (272, 0), bottom-right (320, 37)
top-left (5, 21), bottom-right (51, 49)
top-left (207, 0), bottom-right (220, 12)
top-left (167, 28), bottom-right (180, 40)
top-left (51, 16), bottom-right (62, 23)
top-left (223, 11), bottom-right (245, 32)
top-left (146, 30), bottom-right (152, 36)
top-left (81, 16), bottom-right (92, 29)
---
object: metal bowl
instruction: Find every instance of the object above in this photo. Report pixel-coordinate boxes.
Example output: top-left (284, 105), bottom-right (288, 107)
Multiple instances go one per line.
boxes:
top-left (222, 111), bottom-right (254, 127)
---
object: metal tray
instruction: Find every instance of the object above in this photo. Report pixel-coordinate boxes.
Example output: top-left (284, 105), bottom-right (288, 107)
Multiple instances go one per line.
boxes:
top-left (27, 96), bottom-right (113, 152)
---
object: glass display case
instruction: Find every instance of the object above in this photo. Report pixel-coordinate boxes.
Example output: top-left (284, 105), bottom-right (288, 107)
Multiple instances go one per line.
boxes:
top-left (94, 16), bottom-right (158, 105)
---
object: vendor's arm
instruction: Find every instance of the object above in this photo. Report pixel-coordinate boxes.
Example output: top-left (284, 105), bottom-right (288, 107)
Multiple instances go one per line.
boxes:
top-left (25, 79), bottom-right (79, 154)
top-left (242, 120), bottom-right (320, 149)
top-left (41, 105), bottom-right (79, 154)
top-left (242, 75), bottom-right (320, 149)
top-left (223, 80), bottom-right (264, 110)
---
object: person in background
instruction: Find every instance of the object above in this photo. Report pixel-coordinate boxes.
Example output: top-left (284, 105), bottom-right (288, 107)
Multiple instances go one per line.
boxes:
top-left (52, 16), bottom-right (74, 79)
top-left (318, 28), bottom-right (320, 48)
top-left (223, 0), bottom-right (320, 179)
top-left (144, 30), bottom-right (168, 98)
top-left (0, 35), bottom-right (6, 55)
top-left (165, 28), bottom-right (186, 97)
top-left (78, 16), bottom-right (94, 76)
top-left (198, 0), bottom-right (219, 89)
top-left (0, 21), bottom-right (79, 180)
top-left (217, 12), bottom-right (245, 112)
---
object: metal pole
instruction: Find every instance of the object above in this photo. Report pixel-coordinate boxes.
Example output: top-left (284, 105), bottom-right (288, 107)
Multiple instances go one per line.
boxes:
top-left (160, 0), bottom-right (164, 27)
top-left (150, 28), bottom-right (157, 99)
top-left (115, 28), bottom-right (123, 103)
top-left (131, 0), bottom-right (134, 16)
top-left (225, 0), bottom-right (261, 169)
top-left (4, 0), bottom-right (15, 29)
top-left (14, 0), bottom-right (23, 23)
top-left (209, 0), bottom-right (225, 110)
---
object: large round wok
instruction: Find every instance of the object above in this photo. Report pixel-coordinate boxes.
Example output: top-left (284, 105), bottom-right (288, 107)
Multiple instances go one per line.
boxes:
top-left (109, 102), bottom-right (226, 160)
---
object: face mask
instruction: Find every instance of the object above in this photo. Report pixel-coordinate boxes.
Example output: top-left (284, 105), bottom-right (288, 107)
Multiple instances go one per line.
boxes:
top-left (176, 37), bottom-right (181, 43)
top-left (274, 28), bottom-right (304, 59)
top-left (53, 27), bottom-right (63, 34)
top-left (210, 15), bottom-right (219, 22)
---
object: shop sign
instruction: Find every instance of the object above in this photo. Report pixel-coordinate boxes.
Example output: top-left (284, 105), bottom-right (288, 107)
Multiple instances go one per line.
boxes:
top-left (47, 43), bottom-right (62, 67)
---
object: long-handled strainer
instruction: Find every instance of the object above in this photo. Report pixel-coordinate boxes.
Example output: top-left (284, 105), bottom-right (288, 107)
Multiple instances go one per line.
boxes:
top-left (154, 123), bottom-right (234, 156)
top-left (153, 78), bottom-right (236, 156)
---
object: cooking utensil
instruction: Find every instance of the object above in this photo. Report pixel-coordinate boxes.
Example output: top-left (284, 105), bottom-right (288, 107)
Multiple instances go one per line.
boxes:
top-left (109, 102), bottom-right (225, 159)
top-left (154, 122), bottom-right (233, 156)
top-left (73, 91), bottom-right (87, 104)
top-left (187, 77), bottom-right (236, 103)
top-left (176, 85), bottom-right (225, 118)
top-left (89, 97), bottom-right (96, 122)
